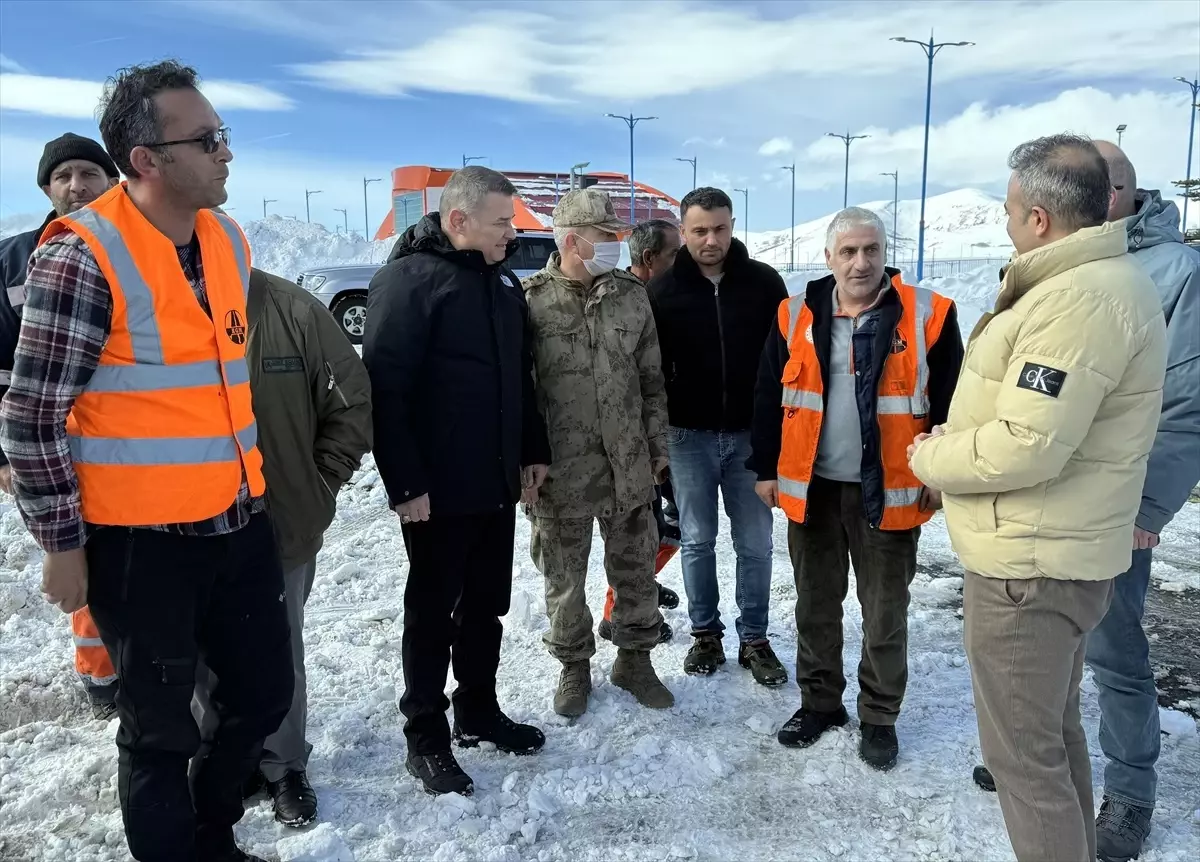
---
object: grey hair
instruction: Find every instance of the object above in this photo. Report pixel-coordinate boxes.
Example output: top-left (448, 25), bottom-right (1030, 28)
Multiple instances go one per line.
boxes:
top-left (1007, 134), bottom-right (1110, 230)
top-left (439, 165), bottom-right (516, 220)
top-left (553, 225), bottom-right (575, 251)
top-left (628, 219), bottom-right (678, 266)
top-left (825, 206), bottom-right (887, 253)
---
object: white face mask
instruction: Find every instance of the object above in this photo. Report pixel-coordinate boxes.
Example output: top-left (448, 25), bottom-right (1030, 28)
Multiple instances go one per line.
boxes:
top-left (577, 236), bottom-right (622, 276)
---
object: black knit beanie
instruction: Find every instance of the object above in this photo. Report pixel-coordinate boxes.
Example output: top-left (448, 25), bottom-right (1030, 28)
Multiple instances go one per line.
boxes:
top-left (37, 133), bottom-right (120, 187)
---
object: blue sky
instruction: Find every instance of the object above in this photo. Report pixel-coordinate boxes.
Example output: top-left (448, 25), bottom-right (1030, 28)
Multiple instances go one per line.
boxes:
top-left (1, 0), bottom-right (1197, 235)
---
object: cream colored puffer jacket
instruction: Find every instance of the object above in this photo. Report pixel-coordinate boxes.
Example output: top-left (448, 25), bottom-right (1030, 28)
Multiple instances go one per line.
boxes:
top-left (911, 222), bottom-right (1167, 580)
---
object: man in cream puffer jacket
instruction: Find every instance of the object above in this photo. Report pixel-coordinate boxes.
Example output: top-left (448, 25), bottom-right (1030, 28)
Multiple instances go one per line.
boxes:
top-left (909, 134), bottom-right (1166, 862)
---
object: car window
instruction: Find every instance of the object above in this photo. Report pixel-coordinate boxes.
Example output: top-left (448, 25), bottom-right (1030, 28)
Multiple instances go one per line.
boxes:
top-left (521, 236), bottom-right (555, 271)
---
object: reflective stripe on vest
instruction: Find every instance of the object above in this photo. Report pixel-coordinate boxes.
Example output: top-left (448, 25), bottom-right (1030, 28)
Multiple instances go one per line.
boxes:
top-left (70, 420), bottom-right (258, 466)
top-left (73, 635), bottom-right (106, 648)
top-left (212, 212), bottom-right (251, 298)
top-left (86, 358), bottom-right (251, 393)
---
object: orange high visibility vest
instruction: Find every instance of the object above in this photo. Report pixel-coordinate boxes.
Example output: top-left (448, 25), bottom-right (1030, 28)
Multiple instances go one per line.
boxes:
top-left (775, 275), bottom-right (953, 531)
top-left (72, 606), bottom-right (116, 689)
top-left (39, 184), bottom-right (265, 526)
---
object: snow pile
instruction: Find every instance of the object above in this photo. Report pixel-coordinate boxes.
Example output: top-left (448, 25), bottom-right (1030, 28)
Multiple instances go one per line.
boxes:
top-left (242, 217), bottom-right (396, 283)
top-left (0, 211), bottom-right (47, 240)
top-left (751, 188), bottom-right (1011, 268)
top-left (2, 466), bottom-right (1199, 861)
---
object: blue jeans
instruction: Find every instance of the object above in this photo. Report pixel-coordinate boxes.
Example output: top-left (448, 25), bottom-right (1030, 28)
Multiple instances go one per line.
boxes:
top-left (1084, 549), bottom-right (1159, 809)
top-left (667, 427), bottom-right (774, 642)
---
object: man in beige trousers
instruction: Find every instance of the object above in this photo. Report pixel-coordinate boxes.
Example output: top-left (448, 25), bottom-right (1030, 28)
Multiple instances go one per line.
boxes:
top-left (909, 134), bottom-right (1167, 862)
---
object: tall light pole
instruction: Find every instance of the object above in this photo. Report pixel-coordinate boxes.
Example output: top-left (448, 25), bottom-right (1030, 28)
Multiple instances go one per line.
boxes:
top-left (826, 131), bottom-right (870, 208)
top-left (262, 198), bottom-right (276, 219)
top-left (1116, 124), bottom-right (1127, 147)
top-left (305, 188), bottom-right (322, 224)
top-left (462, 154), bottom-right (486, 167)
top-left (780, 163), bottom-right (796, 272)
top-left (880, 171), bottom-right (898, 267)
top-left (1174, 77), bottom-right (1200, 233)
top-left (891, 33), bottom-right (974, 282)
top-left (606, 113), bottom-right (658, 221)
top-left (363, 177), bottom-right (381, 239)
top-left (734, 187), bottom-right (749, 246)
top-left (676, 155), bottom-right (697, 190)
top-left (334, 207), bottom-right (348, 235)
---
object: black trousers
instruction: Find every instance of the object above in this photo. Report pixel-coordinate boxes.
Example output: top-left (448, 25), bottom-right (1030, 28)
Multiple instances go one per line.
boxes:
top-left (787, 476), bottom-right (919, 726)
top-left (399, 506), bottom-right (515, 754)
top-left (86, 512), bottom-right (293, 862)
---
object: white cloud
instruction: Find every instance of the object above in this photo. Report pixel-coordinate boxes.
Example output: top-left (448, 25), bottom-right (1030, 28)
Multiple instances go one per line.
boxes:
top-left (788, 87), bottom-right (1192, 205)
top-left (0, 73), bottom-right (295, 119)
top-left (0, 54), bottom-right (27, 74)
top-left (268, 0), bottom-right (1195, 104)
top-left (759, 137), bottom-right (794, 156)
top-left (683, 136), bottom-right (727, 149)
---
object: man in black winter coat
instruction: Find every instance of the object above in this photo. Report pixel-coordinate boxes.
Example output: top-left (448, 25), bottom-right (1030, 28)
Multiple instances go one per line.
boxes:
top-left (647, 187), bottom-right (789, 687)
top-left (362, 166), bottom-right (551, 798)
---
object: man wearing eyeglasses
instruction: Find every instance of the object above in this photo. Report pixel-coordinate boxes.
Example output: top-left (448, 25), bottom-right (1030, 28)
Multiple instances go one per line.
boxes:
top-left (0, 60), bottom-right (290, 862)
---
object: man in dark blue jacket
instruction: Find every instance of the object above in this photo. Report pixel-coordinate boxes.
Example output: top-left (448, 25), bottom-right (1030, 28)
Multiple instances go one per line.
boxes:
top-left (362, 166), bottom-right (551, 798)
top-left (0, 133), bottom-right (119, 495)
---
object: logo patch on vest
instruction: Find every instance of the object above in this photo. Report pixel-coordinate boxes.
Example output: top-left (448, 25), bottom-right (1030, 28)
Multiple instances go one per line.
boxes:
top-left (224, 310), bottom-right (246, 345)
top-left (262, 356), bottom-right (304, 373)
top-left (890, 330), bottom-right (908, 354)
top-left (1016, 362), bottom-right (1066, 398)
top-left (804, 323), bottom-right (813, 343)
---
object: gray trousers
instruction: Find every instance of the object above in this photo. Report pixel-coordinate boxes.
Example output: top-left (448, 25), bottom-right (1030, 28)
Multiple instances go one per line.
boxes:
top-left (193, 558), bottom-right (316, 783)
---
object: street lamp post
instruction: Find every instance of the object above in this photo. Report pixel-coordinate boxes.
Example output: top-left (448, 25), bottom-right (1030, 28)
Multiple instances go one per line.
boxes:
top-left (262, 198), bottom-right (276, 219)
top-left (1116, 123), bottom-right (1127, 147)
top-left (1174, 77), bottom-right (1200, 233)
top-left (675, 155), bottom-right (697, 190)
top-left (363, 177), bottom-right (381, 239)
top-left (734, 187), bottom-right (749, 246)
top-left (891, 32), bottom-right (974, 282)
top-left (305, 188), bottom-right (322, 224)
top-left (780, 163), bottom-right (796, 272)
top-left (334, 207), bottom-right (348, 235)
top-left (606, 113), bottom-right (658, 222)
top-left (880, 171), bottom-right (898, 267)
top-left (827, 131), bottom-right (870, 208)
top-left (462, 154), bottom-right (486, 168)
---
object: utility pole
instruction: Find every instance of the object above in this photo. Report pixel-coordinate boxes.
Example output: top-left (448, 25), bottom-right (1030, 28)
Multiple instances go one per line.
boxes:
top-left (334, 207), bottom-right (348, 235)
top-left (880, 171), bottom-right (899, 267)
top-left (363, 177), bottom-right (381, 239)
top-left (262, 197), bottom-right (276, 219)
top-left (780, 163), bottom-right (796, 272)
top-left (304, 188), bottom-right (322, 224)
top-left (462, 154), bottom-right (486, 168)
top-left (826, 131), bottom-right (870, 208)
top-left (606, 113), bottom-right (658, 222)
top-left (891, 32), bottom-right (975, 282)
top-left (675, 155), bottom-right (697, 191)
top-left (1173, 77), bottom-right (1200, 232)
top-left (1116, 124), bottom-right (1127, 147)
top-left (734, 187), bottom-right (749, 246)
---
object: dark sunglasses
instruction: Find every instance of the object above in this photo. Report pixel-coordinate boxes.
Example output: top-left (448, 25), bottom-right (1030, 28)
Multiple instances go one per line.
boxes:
top-left (144, 126), bottom-right (230, 154)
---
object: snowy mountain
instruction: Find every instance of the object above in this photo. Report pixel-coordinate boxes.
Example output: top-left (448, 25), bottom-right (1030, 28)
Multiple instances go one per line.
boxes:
top-left (748, 188), bottom-right (1012, 268)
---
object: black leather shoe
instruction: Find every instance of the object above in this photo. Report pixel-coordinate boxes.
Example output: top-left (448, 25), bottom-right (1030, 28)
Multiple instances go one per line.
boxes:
top-left (267, 769), bottom-right (318, 828)
top-left (657, 583), bottom-right (680, 609)
top-left (453, 710), bottom-right (545, 755)
top-left (777, 706), bottom-right (849, 748)
top-left (406, 751), bottom-right (473, 796)
top-left (859, 723), bottom-right (899, 771)
top-left (972, 765), bottom-right (996, 792)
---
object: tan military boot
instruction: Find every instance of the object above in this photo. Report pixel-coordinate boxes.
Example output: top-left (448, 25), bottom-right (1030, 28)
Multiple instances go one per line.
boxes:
top-left (554, 660), bottom-right (591, 717)
top-left (611, 648), bottom-right (674, 709)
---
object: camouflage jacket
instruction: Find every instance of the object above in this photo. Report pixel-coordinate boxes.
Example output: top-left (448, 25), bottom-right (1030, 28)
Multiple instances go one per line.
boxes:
top-left (522, 254), bottom-right (669, 519)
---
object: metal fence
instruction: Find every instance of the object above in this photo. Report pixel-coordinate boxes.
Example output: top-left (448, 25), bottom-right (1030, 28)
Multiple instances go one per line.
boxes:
top-left (776, 257), bottom-right (1008, 280)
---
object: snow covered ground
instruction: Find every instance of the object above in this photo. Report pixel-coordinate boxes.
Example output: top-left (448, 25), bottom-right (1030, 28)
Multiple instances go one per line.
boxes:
top-left (1, 463), bottom-right (1197, 862)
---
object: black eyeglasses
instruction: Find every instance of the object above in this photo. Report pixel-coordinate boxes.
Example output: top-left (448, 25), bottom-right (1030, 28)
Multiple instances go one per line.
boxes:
top-left (144, 126), bottom-right (230, 154)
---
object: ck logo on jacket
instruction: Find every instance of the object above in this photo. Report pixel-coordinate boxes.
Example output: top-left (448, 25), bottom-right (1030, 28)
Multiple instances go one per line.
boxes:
top-left (1016, 362), bottom-right (1066, 398)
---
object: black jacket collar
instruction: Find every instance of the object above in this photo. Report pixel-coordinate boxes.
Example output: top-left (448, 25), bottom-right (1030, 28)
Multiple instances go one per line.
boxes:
top-left (671, 237), bottom-right (753, 287)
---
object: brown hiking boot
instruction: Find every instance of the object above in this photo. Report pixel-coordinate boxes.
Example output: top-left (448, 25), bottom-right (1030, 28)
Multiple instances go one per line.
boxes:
top-left (611, 648), bottom-right (674, 709)
top-left (553, 660), bottom-right (591, 717)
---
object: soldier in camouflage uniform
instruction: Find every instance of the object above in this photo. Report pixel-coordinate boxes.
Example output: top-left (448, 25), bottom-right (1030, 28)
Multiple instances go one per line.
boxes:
top-left (522, 189), bottom-right (674, 718)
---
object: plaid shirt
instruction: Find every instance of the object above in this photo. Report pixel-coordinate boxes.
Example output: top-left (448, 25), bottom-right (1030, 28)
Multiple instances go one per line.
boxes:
top-left (0, 231), bottom-right (263, 554)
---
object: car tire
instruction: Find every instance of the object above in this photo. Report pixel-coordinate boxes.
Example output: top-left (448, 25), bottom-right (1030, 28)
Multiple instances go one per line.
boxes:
top-left (330, 293), bottom-right (368, 345)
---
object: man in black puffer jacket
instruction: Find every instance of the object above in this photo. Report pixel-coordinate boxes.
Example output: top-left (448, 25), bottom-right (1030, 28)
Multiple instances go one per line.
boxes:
top-left (647, 187), bottom-right (789, 687)
top-left (362, 166), bottom-right (551, 798)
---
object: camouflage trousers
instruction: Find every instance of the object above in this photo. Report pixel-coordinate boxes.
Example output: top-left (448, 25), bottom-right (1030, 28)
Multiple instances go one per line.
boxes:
top-left (529, 505), bottom-right (663, 662)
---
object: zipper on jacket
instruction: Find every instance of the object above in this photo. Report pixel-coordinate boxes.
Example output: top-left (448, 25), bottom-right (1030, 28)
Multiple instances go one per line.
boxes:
top-left (318, 470), bottom-right (336, 501)
top-left (714, 283), bottom-right (728, 419)
top-left (324, 362), bottom-right (350, 408)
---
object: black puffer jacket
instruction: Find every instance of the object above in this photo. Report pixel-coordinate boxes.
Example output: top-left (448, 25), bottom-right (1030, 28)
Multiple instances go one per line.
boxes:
top-left (647, 238), bottom-right (787, 432)
top-left (0, 212), bottom-right (55, 468)
top-left (362, 215), bottom-right (550, 516)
